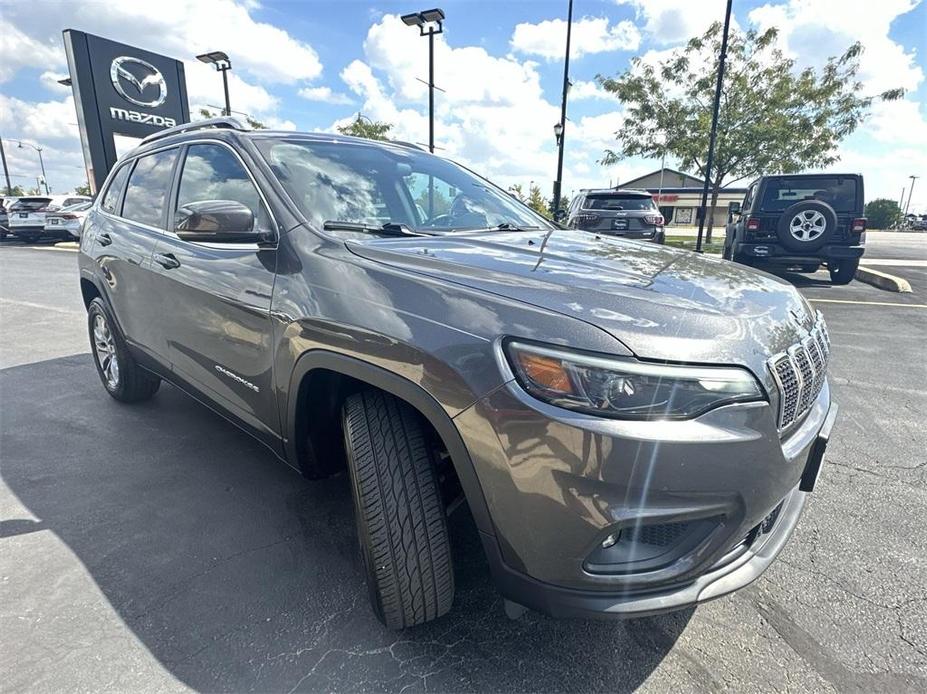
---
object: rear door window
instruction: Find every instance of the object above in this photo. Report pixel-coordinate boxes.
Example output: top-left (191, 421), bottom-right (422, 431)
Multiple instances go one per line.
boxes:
top-left (101, 164), bottom-right (131, 214)
top-left (122, 149), bottom-right (179, 228)
top-left (584, 194), bottom-right (656, 211)
top-left (760, 178), bottom-right (858, 213)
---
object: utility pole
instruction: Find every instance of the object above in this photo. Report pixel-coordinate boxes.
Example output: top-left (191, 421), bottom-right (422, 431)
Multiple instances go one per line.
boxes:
top-left (0, 136), bottom-right (12, 195)
top-left (552, 0), bottom-right (573, 219)
top-left (695, 0), bottom-right (733, 253)
top-left (904, 175), bottom-right (919, 216)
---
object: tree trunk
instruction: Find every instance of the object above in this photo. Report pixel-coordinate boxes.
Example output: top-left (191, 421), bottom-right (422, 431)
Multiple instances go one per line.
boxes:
top-left (705, 181), bottom-right (723, 243)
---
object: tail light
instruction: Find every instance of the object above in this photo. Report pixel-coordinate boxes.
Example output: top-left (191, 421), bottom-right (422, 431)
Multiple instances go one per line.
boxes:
top-left (851, 218), bottom-right (866, 233)
top-left (746, 217), bottom-right (761, 231)
top-left (575, 213), bottom-right (599, 227)
top-left (59, 214), bottom-right (78, 220)
top-left (644, 214), bottom-right (664, 226)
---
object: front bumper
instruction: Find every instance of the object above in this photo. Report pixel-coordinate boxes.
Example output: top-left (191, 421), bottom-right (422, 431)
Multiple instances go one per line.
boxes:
top-left (454, 376), bottom-right (835, 618)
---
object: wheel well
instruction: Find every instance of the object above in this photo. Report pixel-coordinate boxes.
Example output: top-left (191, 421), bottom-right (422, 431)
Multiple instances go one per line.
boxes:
top-left (293, 368), bottom-right (459, 500)
top-left (80, 278), bottom-right (101, 309)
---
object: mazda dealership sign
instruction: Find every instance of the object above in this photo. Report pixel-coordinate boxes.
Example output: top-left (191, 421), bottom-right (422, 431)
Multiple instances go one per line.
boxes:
top-left (62, 30), bottom-right (190, 192)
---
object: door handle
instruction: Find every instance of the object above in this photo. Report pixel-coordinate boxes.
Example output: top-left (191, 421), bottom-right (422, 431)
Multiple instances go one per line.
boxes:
top-left (98, 232), bottom-right (113, 247)
top-left (154, 252), bottom-right (181, 269)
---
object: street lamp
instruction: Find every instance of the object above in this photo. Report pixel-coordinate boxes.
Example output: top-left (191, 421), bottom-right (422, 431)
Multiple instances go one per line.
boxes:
top-left (196, 51), bottom-right (232, 116)
top-left (400, 8), bottom-right (445, 153)
top-left (551, 0), bottom-right (574, 219)
top-left (905, 175), bottom-right (919, 216)
top-left (17, 141), bottom-right (49, 194)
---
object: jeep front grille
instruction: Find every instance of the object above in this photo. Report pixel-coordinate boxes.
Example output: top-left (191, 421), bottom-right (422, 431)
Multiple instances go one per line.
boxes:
top-left (768, 312), bottom-right (830, 431)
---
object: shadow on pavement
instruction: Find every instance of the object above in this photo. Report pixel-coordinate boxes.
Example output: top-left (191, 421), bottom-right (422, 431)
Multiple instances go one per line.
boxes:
top-left (2, 354), bottom-right (692, 692)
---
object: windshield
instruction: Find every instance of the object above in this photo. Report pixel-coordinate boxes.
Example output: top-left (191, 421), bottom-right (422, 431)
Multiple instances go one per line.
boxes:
top-left (255, 138), bottom-right (552, 234)
top-left (760, 177), bottom-right (859, 213)
top-left (584, 194), bottom-right (656, 211)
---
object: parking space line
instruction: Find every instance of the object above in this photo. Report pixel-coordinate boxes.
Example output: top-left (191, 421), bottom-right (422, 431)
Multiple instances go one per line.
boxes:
top-left (808, 298), bottom-right (927, 308)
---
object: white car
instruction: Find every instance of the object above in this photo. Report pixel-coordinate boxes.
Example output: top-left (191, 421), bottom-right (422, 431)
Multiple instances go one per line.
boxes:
top-left (8, 195), bottom-right (92, 243)
top-left (44, 201), bottom-right (93, 239)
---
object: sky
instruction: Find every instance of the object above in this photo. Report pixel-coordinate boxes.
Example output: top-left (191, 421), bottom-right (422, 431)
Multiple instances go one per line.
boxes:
top-left (1, 0), bottom-right (925, 212)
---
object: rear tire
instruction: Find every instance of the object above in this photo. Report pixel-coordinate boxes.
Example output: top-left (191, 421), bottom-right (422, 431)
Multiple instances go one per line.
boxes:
top-left (88, 298), bottom-right (160, 403)
top-left (828, 258), bottom-right (859, 285)
top-left (342, 390), bottom-right (454, 629)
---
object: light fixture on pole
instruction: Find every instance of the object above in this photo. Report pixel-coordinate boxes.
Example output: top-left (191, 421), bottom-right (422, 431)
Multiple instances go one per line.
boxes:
top-left (695, 0), bottom-right (733, 253)
top-left (551, 0), bottom-right (574, 220)
top-left (17, 140), bottom-right (49, 194)
top-left (196, 51), bottom-right (232, 116)
top-left (400, 8), bottom-right (445, 154)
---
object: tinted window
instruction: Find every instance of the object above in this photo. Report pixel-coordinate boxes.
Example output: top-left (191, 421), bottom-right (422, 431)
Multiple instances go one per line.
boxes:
top-left (584, 194), bottom-right (656, 211)
top-left (176, 144), bottom-right (270, 229)
top-left (256, 138), bottom-right (550, 233)
top-left (122, 149), bottom-right (178, 228)
top-left (761, 177), bottom-right (858, 212)
top-left (11, 198), bottom-right (51, 211)
top-left (742, 182), bottom-right (757, 211)
top-left (101, 165), bottom-right (130, 214)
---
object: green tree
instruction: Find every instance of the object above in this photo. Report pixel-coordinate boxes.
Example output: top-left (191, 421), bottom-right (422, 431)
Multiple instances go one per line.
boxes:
top-left (337, 114), bottom-right (393, 141)
top-left (527, 184), bottom-right (550, 217)
top-left (864, 198), bottom-right (902, 230)
top-left (598, 23), bottom-right (903, 240)
top-left (74, 183), bottom-right (92, 196)
top-left (6, 185), bottom-right (26, 196)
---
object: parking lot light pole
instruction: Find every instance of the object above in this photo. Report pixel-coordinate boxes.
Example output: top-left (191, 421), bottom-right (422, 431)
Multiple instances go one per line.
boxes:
top-left (17, 140), bottom-right (49, 194)
top-left (552, 0), bottom-right (573, 220)
top-left (401, 8), bottom-right (445, 154)
top-left (0, 136), bottom-right (12, 195)
top-left (196, 51), bottom-right (232, 116)
top-left (695, 0), bottom-right (733, 253)
top-left (905, 175), bottom-right (919, 216)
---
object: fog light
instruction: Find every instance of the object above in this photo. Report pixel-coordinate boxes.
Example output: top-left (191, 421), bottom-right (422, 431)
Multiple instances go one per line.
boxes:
top-left (601, 531), bottom-right (620, 548)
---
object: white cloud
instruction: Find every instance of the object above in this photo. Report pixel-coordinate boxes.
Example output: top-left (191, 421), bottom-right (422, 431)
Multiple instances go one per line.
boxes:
top-left (298, 86), bottom-right (354, 105)
top-left (569, 80), bottom-right (619, 102)
top-left (511, 16), bottom-right (641, 60)
top-left (615, 0), bottom-right (728, 45)
top-left (748, 0), bottom-right (923, 94)
top-left (0, 18), bottom-right (62, 82)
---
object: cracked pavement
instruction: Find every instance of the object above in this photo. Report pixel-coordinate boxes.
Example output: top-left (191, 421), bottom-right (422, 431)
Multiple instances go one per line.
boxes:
top-left (1, 241), bottom-right (925, 692)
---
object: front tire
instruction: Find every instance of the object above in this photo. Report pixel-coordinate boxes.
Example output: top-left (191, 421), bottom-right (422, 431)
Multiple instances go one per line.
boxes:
top-left (828, 258), bottom-right (859, 285)
top-left (342, 390), bottom-right (454, 629)
top-left (88, 298), bottom-right (160, 402)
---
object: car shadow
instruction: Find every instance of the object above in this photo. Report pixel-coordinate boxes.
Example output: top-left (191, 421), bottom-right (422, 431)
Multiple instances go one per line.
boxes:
top-left (1, 355), bottom-right (692, 692)
top-left (768, 268), bottom-right (834, 289)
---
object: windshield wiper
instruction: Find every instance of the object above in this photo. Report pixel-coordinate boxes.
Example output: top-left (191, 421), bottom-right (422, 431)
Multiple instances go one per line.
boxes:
top-left (322, 220), bottom-right (428, 237)
top-left (484, 222), bottom-right (543, 232)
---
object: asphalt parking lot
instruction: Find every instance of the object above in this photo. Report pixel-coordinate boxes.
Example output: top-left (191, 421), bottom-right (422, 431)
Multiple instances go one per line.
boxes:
top-left (1, 235), bottom-right (925, 692)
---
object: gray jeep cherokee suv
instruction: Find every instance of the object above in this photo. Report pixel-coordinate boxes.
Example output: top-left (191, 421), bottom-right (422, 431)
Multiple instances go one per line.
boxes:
top-left (78, 118), bottom-right (837, 629)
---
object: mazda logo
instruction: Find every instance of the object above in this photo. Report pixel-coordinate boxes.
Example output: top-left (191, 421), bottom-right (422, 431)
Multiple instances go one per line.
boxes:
top-left (110, 56), bottom-right (167, 108)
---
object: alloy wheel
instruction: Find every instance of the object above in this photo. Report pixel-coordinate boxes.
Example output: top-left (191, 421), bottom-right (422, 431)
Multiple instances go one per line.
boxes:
top-left (92, 313), bottom-right (120, 390)
top-left (788, 210), bottom-right (827, 242)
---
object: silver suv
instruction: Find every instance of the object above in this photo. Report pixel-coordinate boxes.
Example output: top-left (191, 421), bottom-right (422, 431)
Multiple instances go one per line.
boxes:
top-left (78, 118), bottom-right (837, 629)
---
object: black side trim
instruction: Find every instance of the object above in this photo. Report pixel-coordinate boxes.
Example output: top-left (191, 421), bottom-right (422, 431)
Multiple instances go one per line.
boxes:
top-left (285, 350), bottom-right (497, 539)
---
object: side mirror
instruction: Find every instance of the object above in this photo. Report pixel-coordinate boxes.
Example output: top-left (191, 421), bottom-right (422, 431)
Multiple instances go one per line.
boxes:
top-left (174, 200), bottom-right (262, 243)
top-left (553, 208), bottom-right (567, 223)
top-left (727, 201), bottom-right (742, 223)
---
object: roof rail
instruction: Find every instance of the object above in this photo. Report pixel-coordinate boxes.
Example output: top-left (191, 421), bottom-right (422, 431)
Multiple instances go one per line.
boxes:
top-left (140, 117), bottom-right (249, 145)
top-left (390, 140), bottom-right (427, 152)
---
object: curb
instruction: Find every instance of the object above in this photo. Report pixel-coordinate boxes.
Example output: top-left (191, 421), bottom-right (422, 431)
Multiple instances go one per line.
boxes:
top-left (855, 266), bottom-right (913, 293)
top-left (54, 241), bottom-right (80, 249)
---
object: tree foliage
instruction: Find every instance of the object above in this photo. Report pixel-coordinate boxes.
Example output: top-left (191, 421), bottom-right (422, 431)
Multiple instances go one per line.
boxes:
top-left (337, 114), bottom-right (393, 141)
top-left (598, 22), bottom-right (903, 235)
top-left (74, 183), bottom-right (92, 196)
top-left (508, 183), bottom-right (552, 218)
top-left (864, 198), bottom-right (902, 230)
top-left (198, 107), bottom-right (266, 129)
top-left (5, 185), bottom-right (26, 196)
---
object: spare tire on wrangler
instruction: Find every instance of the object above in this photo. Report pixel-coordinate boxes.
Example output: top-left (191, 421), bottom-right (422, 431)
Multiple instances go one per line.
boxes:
top-left (776, 200), bottom-right (837, 252)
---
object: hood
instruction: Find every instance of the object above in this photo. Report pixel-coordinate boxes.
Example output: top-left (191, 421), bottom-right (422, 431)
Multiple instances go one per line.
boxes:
top-left (345, 230), bottom-right (814, 373)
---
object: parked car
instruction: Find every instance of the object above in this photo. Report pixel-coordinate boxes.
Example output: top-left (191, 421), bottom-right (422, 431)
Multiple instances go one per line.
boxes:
top-left (566, 188), bottom-right (665, 243)
top-left (8, 194), bottom-right (92, 243)
top-left (45, 201), bottom-right (93, 239)
top-left (723, 174), bottom-right (866, 284)
top-left (79, 118), bottom-right (837, 629)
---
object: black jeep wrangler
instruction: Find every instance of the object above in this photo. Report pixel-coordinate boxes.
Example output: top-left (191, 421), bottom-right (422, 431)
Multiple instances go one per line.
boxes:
top-left (723, 173), bottom-right (866, 284)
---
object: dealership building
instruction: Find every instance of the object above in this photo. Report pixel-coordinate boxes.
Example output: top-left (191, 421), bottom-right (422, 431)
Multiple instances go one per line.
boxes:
top-left (621, 168), bottom-right (748, 228)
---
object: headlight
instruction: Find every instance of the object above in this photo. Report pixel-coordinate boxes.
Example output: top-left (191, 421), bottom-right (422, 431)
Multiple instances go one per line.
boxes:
top-left (504, 341), bottom-right (764, 420)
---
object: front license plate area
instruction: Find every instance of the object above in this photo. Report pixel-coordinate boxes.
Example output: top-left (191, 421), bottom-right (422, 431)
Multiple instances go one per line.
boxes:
top-left (800, 403), bottom-right (838, 492)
